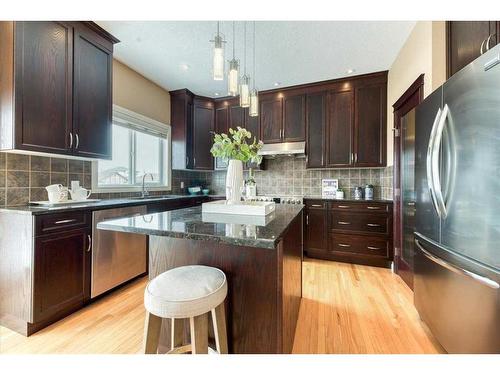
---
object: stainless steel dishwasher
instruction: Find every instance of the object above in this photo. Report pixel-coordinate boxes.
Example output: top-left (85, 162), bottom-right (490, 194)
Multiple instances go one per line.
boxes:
top-left (91, 205), bottom-right (147, 298)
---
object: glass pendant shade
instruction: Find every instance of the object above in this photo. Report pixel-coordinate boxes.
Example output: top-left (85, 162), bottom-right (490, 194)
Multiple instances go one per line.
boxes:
top-left (249, 89), bottom-right (259, 116)
top-left (212, 35), bottom-right (225, 80)
top-left (240, 75), bottom-right (250, 108)
top-left (228, 59), bottom-right (239, 96)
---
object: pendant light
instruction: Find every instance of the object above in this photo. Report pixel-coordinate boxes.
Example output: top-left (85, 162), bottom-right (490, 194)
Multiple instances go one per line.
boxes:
top-left (228, 22), bottom-right (239, 96)
top-left (249, 21), bottom-right (259, 117)
top-left (239, 22), bottom-right (250, 108)
top-left (210, 21), bottom-right (225, 81)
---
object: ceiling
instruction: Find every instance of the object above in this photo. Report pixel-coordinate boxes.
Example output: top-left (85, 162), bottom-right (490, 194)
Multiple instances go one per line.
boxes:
top-left (97, 21), bottom-right (416, 98)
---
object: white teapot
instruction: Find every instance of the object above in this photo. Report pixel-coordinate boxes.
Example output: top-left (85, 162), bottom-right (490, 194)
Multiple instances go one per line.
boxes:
top-left (69, 186), bottom-right (91, 201)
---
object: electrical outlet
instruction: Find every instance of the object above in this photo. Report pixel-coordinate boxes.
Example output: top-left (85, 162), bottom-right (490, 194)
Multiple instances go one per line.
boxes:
top-left (180, 181), bottom-right (185, 189)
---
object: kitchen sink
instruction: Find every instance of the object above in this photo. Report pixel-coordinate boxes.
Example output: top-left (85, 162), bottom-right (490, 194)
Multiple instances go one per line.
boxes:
top-left (128, 195), bottom-right (185, 200)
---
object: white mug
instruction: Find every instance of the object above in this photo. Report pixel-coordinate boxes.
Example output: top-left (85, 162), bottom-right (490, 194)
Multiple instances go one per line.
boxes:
top-left (70, 187), bottom-right (91, 201)
top-left (46, 184), bottom-right (68, 203)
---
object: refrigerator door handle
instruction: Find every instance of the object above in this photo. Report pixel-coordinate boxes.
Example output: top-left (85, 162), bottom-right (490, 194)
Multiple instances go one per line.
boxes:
top-left (415, 239), bottom-right (500, 289)
top-left (426, 107), bottom-right (442, 218)
top-left (432, 104), bottom-right (449, 219)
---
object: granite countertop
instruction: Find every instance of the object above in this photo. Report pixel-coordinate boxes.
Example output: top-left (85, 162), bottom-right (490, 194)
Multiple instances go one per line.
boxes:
top-left (304, 195), bottom-right (393, 203)
top-left (97, 204), bottom-right (304, 250)
top-left (0, 195), bottom-right (226, 215)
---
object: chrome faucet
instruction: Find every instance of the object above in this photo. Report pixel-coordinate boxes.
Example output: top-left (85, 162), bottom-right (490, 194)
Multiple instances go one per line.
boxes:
top-left (141, 173), bottom-right (154, 198)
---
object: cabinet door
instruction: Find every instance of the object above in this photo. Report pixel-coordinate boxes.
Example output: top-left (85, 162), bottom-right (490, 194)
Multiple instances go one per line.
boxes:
top-left (73, 26), bottom-right (113, 159)
top-left (447, 21), bottom-right (495, 77)
top-left (354, 84), bottom-right (386, 167)
top-left (305, 208), bottom-right (328, 253)
top-left (306, 92), bottom-right (326, 168)
top-left (260, 98), bottom-right (283, 143)
top-left (14, 21), bottom-right (73, 155)
top-left (229, 105), bottom-right (246, 129)
top-left (326, 90), bottom-right (354, 167)
top-left (245, 110), bottom-right (264, 170)
top-left (34, 228), bottom-right (89, 322)
top-left (215, 106), bottom-right (229, 169)
top-left (193, 103), bottom-right (214, 170)
top-left (283, 94), bottom-right (306, 142)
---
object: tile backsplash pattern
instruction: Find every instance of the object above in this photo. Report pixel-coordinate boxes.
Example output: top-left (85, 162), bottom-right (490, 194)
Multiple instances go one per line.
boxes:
top-left (209, 158), bottom-right (394, 200)
top-left (0, 153), bottom-right (93, 206)
top-left (1, 152), bottom-right (393, 207)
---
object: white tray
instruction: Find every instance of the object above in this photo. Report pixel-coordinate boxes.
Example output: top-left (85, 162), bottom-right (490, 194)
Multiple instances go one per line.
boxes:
top-left (202, 200), bottom-right (275, 216)
top-left (30, 199), bottom-right (101, 206)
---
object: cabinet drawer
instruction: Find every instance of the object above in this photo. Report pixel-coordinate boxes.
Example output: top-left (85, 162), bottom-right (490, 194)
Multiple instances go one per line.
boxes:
top-left (36, 211), bottom-right (90, 235)
top-left (329, 234), bottom-right (389, 257)
top-left (305, 200), bottom-right (327, 209)
top-left (330, 211), bottom-right (389, 234)
top-left (329, 201), bottom-right (390, 212)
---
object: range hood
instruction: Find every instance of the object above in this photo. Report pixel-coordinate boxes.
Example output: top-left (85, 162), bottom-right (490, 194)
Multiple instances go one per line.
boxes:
top-left (258, 141), bottom-right (306, 158)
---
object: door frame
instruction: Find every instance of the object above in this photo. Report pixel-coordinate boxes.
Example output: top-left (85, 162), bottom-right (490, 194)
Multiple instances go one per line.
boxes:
top-left (392, 74), bottom-right (424, 290)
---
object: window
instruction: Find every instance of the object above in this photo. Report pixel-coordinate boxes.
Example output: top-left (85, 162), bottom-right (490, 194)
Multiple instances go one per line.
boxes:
top-left (93, 105), bottom-right (171, 192)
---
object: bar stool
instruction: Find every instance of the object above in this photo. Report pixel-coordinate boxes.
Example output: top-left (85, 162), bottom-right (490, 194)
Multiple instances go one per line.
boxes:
top-left (142, 265), bottom-right (228, 354)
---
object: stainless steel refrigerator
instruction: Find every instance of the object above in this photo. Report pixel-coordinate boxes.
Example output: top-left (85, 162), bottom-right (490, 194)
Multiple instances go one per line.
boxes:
top-left (414, 44), bottom-right (500, 353)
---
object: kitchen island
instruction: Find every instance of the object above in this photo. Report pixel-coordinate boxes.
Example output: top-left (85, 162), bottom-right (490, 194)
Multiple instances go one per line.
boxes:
top-left (97, 204), bottom-right (303, 354)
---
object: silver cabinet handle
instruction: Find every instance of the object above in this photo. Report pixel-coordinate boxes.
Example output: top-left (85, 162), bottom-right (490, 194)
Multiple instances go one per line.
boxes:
top-left (69, 132), bottom-right (73, 148)
top-left (415, 239), bottom-right (499, 289)
top-left (54, 219), bottom-right (77, 225)
top-left (338, 205), bottom-right (350, 209)
top-left (354, 153), bottom-right (358, 163)
top-left (186, 156), bottom-right (189, 166)
top-left (367, 223), bottom-right (381, 227)
top-left (338, 221), bottom-right (351, 225)
top-left (480, 38), bottom-right (486, 55)
top-left (366, 206), bottom-right (381, 210)
top-left (350, 153), bottom-right (354, 164)
top-left (407, 202), bottom-right (415, 207)
top-left (486, 33), bottom-right (495, 51)
top-left (86, 235), bottom-right (92, 252)
top-left (75, 133), bottom-right (79, 149)
top-left (306, 214), bottom-right (309, 225)
top-left (338, 243), bottom-right (351, 248)
top-left (367, 246), bottom-right (381, 250)
top-left (310, 204), bottom-right (323, 208)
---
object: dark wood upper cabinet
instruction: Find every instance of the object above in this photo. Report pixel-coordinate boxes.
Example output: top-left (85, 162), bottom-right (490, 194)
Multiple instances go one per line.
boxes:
top-left (306, 92), bottom-right (326, 168)
top-left (33, 227), bottom-right (90, 322)
top-left (0, 21), bottom-right (118, 159)
top-left (72, 26), bottom-right (113, 159)
top-left (354, 83), bottom-right (386, 167)
top-left (260, 98), bottom-right (283, 143)
top-left (214, 105), bottom-right (229, 170)
top-left (192, 99), bottom-right (215, 170)
top-left (447, 21), bottom-right (499, 78)
top-left (326, 89), bottom-right (354, 167)
top-left (283, 94), bottom-right (306, 142)
top-left (229, 104), bottom-right (246, 129)
top-left (12, 21), bottom-right (73, 155)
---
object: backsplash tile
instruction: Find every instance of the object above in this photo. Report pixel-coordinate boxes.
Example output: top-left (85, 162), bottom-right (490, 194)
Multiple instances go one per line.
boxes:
top-left (0, 152), bottom-right (93, 206)
top-left (207, 157), bottom-right (393, 200)
top-left (0, 152), bottom-right (393, 207)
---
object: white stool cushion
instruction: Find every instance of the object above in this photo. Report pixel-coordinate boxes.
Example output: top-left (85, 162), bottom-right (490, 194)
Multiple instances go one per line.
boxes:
top-left (144, 265), bottom-right (227, 319)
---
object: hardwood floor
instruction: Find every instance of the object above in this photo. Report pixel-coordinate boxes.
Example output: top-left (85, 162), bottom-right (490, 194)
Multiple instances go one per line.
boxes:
top-left (0, 258), bottom-right (444, 354)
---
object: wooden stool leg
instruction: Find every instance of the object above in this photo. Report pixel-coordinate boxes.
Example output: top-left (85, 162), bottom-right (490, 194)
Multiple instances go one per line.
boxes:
top-left (189, 314), bottom-right (208, 354)
top-left (171, 318), bottom-right (184, 349)
top-left (142, 312), bottom-right (162, 354)
top-left (211, 303), bottom-right (228, 354)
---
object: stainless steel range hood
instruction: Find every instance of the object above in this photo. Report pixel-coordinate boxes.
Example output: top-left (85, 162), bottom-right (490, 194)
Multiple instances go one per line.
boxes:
top-left (258, 141), bottom-right (306, 158)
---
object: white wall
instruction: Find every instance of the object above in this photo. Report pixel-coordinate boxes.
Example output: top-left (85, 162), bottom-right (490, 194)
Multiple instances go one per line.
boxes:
top-left (386, 21), bottom-right (446, 166)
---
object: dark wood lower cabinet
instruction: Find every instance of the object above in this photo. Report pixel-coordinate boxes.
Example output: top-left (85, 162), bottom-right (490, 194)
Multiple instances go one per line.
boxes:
top-left (33, 228), bottom-right (90, 323)
top-left (304, 199), bottom-right (393, 268)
